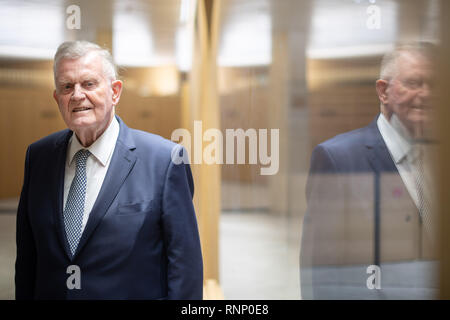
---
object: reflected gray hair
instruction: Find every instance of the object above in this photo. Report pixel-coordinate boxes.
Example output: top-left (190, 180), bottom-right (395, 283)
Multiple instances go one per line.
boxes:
top-left (379, 42), bottom-right (436, 80)
top-left (53, 41), bottom-right (117, 83)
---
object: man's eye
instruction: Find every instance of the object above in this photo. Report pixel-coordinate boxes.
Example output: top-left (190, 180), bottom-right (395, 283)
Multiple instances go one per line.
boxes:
top-left (407, 80), bottom-right (421, 88)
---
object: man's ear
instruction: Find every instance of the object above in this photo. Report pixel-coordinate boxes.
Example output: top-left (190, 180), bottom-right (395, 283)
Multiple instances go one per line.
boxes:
top-left (376, 79), bottom-right (389, 105)
top-left (53, 89), bottom-right (58, 103)
top-left (111, 80), bottom-right (123, 106)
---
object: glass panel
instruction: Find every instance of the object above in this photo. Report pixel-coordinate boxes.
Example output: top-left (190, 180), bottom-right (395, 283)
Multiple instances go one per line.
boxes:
top-left (217, 0), bottom-right (441, 300)
top-left (0, 0), bottom-right (445, 301)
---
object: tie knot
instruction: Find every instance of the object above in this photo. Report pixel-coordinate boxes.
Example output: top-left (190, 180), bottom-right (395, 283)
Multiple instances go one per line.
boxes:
top-left (74, 149), bottom-right (91, 168)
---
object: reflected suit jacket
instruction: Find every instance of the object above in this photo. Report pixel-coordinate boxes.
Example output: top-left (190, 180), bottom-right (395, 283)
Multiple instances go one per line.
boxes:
top-left (15, 116), bottom-right (203, 300)
top-left (300, 115), bottom-right (437, 300)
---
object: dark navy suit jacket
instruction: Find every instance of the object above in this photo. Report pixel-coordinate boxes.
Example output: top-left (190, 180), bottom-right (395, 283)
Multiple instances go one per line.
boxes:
top-left (300, 116), bottom-right (437, 299)
top-left (15, 116), bottom-right (203, 300)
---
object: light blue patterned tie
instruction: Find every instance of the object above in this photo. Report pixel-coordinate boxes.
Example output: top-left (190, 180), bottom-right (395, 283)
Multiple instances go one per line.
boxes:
top-left (64, 149), bottom-right (91, 256)
top-left (411, 145), bottom-right (433, 237)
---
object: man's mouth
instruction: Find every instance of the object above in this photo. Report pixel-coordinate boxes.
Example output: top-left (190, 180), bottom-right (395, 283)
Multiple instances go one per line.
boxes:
top-left (412, 105), bottom-right (428, 110)
top-left (72, 107), bottom-right (92, 113)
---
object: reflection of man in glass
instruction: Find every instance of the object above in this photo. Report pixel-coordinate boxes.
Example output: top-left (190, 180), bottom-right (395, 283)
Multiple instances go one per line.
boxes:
top-left (300, 43), bottom-right (438, 300)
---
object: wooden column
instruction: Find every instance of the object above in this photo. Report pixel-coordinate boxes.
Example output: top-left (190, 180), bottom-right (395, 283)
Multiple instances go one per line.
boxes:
top-left (268, 0), bottom-right (312, 218)
top-left (268, 32), bottom-right (290, 216)
top-left (185, 0), bottom-right (223, 299)
top-left (438, 0), bottom-right (450, 300)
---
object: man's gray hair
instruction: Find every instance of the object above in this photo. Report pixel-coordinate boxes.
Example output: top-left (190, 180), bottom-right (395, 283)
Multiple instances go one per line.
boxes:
top-left (53, 41), bottom-right (117, 83)
top-left (379, 41), bottom-right (436, 80)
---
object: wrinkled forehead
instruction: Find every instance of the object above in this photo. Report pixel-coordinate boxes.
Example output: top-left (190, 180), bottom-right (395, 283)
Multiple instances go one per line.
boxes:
top-left (395, 51), bottom-right (434, 78)
top-left (55, 51), bottom-right (105, 80)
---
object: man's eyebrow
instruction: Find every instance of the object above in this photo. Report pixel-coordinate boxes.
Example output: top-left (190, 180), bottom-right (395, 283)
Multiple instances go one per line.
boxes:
top-left (56, 78), bottom-right (72, 85)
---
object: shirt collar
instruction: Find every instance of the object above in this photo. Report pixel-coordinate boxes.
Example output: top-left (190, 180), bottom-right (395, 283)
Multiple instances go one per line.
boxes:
top-left (67, 116), bottom-right (120, 167)
top-left (377, 113), bottom-right (413, 164)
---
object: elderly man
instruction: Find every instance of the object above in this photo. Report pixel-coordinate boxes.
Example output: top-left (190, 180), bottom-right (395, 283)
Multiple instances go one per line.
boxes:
top-left (300, 43), bottom-right (438, 300)
top-left (15, 41), bottom-right (203, 299)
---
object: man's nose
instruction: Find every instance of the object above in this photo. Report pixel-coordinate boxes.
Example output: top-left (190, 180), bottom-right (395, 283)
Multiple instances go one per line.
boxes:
top-left (70, 84), bottom-right (85, 101)
top-left (418, 83), bottom-right (433, 107)
top-left (419, 82), bottom-right (432, 98)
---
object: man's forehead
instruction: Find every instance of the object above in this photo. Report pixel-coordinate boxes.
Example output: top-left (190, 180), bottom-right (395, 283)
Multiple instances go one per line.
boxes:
top-left (396, 52), bottom-right (433, 76)
top-left (398, 51), bottom-right (432, 68)
top-left (58, 51), bottom-right (102, 69)
top-left (56, 53), bottom-right (104, 80)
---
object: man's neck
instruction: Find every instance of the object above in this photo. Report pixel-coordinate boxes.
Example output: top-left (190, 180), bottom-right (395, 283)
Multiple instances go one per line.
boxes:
top-left (74, 115), bottom-right (115, 148)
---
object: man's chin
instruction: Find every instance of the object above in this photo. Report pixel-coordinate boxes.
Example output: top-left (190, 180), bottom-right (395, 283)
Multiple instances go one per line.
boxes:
top-left (408, 110), bottom-right (430, 125)
top-left (409, 118), bottom-right (434, 140)
top-left (68, 117), bottom-right (97, 132)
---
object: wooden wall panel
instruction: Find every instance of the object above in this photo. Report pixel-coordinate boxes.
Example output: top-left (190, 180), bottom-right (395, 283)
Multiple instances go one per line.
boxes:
top-left (0, 86), bottom-right (65, 199)
top-left (438, 0), bottom-right (450, 300)
top-left (220, 85), bottom-right (270, 185)
top-left (308, 81), bottom-right (380, 151)
top-left (117, 93), bottom-right (181, 140)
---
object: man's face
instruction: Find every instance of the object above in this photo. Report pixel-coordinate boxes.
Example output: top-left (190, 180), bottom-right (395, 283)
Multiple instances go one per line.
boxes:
top-left (53, 51), bottom-right (122, 138)
top-left (385, 53), bottom-right (434, 135)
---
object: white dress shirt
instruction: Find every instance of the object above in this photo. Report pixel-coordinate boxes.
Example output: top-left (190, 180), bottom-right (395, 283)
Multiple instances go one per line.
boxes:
top-left (63, 116), bottom-right (120, 233)
top-left (377, 113), bottom-right (428, 210)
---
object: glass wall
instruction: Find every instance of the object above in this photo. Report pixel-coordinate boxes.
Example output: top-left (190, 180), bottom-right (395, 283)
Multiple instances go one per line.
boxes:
top-left (0, 0), bottom-right (445, 300)
top-left (216, 0), bottom-right (441, 299)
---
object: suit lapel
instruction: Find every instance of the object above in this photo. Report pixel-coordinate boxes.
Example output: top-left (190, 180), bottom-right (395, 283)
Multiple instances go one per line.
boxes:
top-left (364, 116), bottom-right (419, 265)
top-left (52, 130), bottom-right (74, 260)
top-left (364, 117), bottom-right (399, 266)
top-left (365, 118), bottom-right (398, 174)
top-left (73, 117), bottom-right (137, 259)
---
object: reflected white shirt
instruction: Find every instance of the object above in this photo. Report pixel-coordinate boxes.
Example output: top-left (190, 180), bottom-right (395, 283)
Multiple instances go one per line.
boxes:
top-left (377, 113), bottom-right (420, 209)
top-left (63, 116), bottom-right (120, 233)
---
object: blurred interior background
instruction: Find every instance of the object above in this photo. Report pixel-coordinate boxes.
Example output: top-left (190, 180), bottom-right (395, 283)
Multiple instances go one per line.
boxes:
top-left (0, 0), bottom-right (448, 299)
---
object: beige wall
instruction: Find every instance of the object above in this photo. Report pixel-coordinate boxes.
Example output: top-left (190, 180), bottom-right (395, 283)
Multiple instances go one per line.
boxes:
top-left (0, 62), bottom-right (181, 199)
top-left (307, 57), bottom-right (381, 153)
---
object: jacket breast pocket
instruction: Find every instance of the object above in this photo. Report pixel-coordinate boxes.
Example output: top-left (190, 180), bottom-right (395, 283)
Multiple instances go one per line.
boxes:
top-left (117, 200), bottom-right (154, 215)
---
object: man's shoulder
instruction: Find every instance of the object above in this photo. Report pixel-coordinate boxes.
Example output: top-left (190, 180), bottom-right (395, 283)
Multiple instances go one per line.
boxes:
top-left (128, 128), bottom-right (177, 151)
top-left (125, 128), bottom-right (189, 171)
top-left (310, 122), bottom-right (379, 171)
top-left (125, 128), bottom-right (188, 165)
top-left (316, 123), bottom-right (375, 153)
top-left (308, 121), bottom-right (379, 174)
top-left (28, 129), bottom-right (71, 151)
